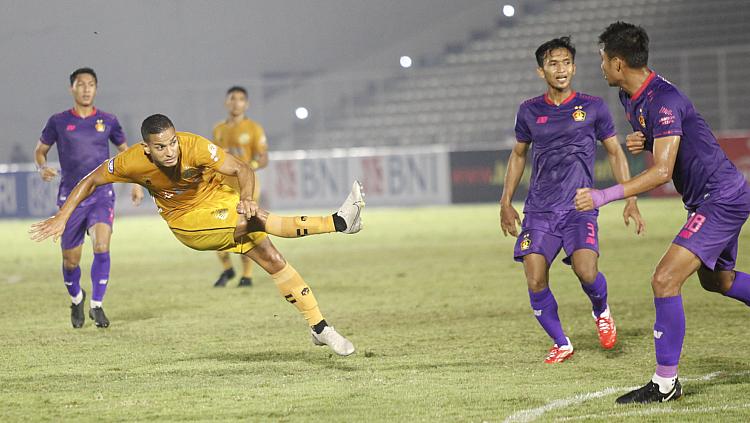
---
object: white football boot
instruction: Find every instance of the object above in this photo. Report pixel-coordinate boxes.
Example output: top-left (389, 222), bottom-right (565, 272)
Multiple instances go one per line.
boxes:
top-left (336, 180), bottom-right (365, 234)
top-left (311, 326), bottom-right (356, 356)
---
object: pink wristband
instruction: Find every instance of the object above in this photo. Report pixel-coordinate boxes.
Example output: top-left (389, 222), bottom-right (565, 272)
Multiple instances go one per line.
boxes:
top-left (591, 184), bottom-right (625, 208)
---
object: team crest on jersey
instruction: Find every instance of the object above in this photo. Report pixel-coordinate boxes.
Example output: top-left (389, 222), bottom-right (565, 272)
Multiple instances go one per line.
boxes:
top-left (212, 208), bottom-right (229, 220)
top-left (95, 119), bottom-right (106, 132)
top-left (107, 159), bottom-right (114, 173)
top-left (638, 107), bottom-right (646, 128)
top-left (572, 106), bottom-right (586, 122)
top-left (238, 133), bottom-right (251, 145)
top-left (181, 167), bottom-right (200, 180)
top-left (520, 234), bottom-right (532, 251)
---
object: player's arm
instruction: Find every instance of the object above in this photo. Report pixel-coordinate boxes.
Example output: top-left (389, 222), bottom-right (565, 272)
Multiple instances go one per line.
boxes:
top-left (575, 136), bottom-right (680, 211)
top-left (215, 153), bottom-right (258, 217)
top-left (499, 141), bottom-right (529, 237)
top-left (251, 149), bottom-right (269, 170)
top-left (114, 143), bottom-right (144, 206)
top-left (29, 164), bottom-right (113, 242)
top-left (34, 141), bottom-right (58, 181)
top-left (601, 136), bottom-right (645, 234)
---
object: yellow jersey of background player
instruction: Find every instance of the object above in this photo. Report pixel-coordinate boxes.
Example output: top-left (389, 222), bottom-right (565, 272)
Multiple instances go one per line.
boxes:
top-left (211, 86), bottom-right (269, 288)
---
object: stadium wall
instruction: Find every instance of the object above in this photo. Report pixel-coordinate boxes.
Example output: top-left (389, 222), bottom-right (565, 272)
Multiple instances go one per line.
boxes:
top-left (2, 134), bottom-right (749, 218)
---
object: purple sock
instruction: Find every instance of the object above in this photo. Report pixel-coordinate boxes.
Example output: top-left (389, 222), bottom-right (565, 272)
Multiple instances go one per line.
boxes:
top-left (724, 271), bottom-right (750, 306)
top-left (581, 272), bottom-right (608, 317)
top-left (91, 252), bottom-right (110, 302)
top-left (62, 266), bottom-right (81, 298)
top-left (529, 288), bottom-right (568, 346)
top-left (653, 296), bottom-right (685, 371)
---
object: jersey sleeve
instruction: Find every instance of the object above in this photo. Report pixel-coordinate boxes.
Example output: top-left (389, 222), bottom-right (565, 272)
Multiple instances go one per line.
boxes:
top-left (109, 116), bottom-right (127, 146)
top-left (251, 125), bottom-right (268, 155)
top-left (100, 152), bottom-right (136, 184)
top-left (514, 105), bottom-right (532, 143)
top-left (211, 123), bottom-right (223, 147)
top-left (40, 116), bottom-right (58, 145)
top-left (189, 134), bottom-right (227, 170)
top-left (595, 99), bottom-right (617, 142)
top-left (649, 92), bottom-right (685, 139)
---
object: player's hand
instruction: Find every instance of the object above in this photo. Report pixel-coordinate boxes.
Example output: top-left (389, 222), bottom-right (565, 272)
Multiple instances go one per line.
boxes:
top-left (29, 214), bottom-right (66, 243)
top-left (500, 203), bottom-right (522, 237)
top-left (38, 166), bottom-right (58, 182)
top-left (623, 198), bottom-right (645, 235)
top-left (131, 184), bottom-right (144, 206)
top-left (626, 131), bottom-right (646, 155)
top-left (575, 188), bottom-right (596, 211)
top-left (237, 198), bottom-right (259, 218)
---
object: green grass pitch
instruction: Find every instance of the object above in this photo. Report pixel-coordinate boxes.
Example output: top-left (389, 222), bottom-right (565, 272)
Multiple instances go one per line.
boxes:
top-left (1, 198), bottom-right (749, 422)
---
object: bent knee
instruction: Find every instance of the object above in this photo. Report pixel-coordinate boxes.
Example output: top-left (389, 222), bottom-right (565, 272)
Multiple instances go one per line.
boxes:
top-left (92, 243), bottom-right (109, 254)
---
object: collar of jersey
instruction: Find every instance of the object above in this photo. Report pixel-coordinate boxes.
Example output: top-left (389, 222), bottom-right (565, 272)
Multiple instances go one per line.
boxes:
top-left (630, 71), bottom-right (656, 101)
top-left (69, 107), bottom-right (98, 119)
top-left (543, 91), bottom-right (576, 106)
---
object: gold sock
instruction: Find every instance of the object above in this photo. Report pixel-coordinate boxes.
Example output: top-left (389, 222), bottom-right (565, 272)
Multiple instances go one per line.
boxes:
top-left (265, 213), bottom-right (335, 238)
top-left (241, 255), bottom-right (254, 278)
top-left (271, 263), bottom-right (324, 326)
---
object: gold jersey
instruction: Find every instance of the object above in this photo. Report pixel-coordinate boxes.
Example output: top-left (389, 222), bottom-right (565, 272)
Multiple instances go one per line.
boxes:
top-left (212, 117), bottom-right (267, 165)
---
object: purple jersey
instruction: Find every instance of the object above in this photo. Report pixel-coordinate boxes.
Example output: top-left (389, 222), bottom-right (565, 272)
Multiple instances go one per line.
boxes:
top-left (40, 108), bottom-right (126, 207)
top-left (620, 72), bottom-right (747, 209)
top-left (515, 92), bottom-right (616, 212)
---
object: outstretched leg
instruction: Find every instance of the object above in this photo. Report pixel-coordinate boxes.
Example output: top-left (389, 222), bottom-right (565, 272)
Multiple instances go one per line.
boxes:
top-left (236, 181), bottom-right (364, 239)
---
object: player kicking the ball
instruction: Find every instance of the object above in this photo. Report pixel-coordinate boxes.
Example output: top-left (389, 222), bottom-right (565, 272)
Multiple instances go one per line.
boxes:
top-left (31, 114), bottom-right (364, 356)
top-left (576, 22), bottom-right (750, 403)
top-left (501, 36), bottom-right (644, 364)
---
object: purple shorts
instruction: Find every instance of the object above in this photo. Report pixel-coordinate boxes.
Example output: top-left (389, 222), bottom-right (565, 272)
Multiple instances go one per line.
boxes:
top-left (672, 186), bottom-right (750, 271)
top-left (61, 194), bottom-right (115, 250)
top-left (514, 210), bottom-right (599, 266)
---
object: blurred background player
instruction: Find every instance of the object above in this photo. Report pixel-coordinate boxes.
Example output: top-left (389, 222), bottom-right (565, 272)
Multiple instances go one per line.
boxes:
top-left (34, 67), bottom-right (144, 329)
top-left (31, 114), bottom-right (363, 356)
top-left (211, 86), bottom-right (269, 288)
top-left (500, 37), bottom-right (644, 363)
top-left (576, 21), bottom-right (750, 404)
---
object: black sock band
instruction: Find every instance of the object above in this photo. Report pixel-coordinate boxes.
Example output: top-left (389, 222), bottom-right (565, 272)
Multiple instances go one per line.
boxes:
top-left (312, 319), bottom-right (328, 334)
top-left (332, 214), bottom-right (347, 232)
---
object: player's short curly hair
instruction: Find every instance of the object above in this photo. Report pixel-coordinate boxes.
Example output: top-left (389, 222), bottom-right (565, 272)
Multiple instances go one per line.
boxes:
top-left (226, 86), bottom-right (248, 97)
top-left (69, 67), bottom-right (97, 86)
top-left (141, 114), bottom-right (174, 141)
top-left (599, 21), bottom-right (649, 68)
top-left (535, 36), bottom-right (576, 67)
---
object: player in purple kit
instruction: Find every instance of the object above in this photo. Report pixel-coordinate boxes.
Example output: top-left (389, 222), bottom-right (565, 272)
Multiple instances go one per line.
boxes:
top-left (34, 67), bottom-right (144, 328)
top-left (501, 37), bottom-right (645, 364)
top-left (575, 22), bottom-right (750, 403)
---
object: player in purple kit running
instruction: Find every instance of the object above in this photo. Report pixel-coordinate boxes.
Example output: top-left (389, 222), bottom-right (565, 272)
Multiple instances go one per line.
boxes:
top-left (501, 37), bottom-right (645, 364)
top-left (34, 67), bottom-right (144, 328)
top-left (575, 22), bottom-right (750, 403)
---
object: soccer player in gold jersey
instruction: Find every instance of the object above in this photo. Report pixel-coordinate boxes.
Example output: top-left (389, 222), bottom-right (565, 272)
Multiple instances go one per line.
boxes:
top-left (211, 86), bottom-right (269, 288)
top-left (30, 114), bottom-right (364, 356)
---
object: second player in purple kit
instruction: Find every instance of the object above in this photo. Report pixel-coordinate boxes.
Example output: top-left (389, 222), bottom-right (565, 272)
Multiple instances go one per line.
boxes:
top-left (576, 22), bottom-right (750, 404)
top-left (34, 67), bottom-right (143, 329)
top-left (500, 37), bottom-right (645, 364)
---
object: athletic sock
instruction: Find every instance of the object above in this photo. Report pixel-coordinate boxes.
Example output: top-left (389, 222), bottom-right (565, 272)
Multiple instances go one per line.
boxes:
top-left (581, 272), bottom-right (608, 317)
top-left (653, 296), bottom-right (685, 380)
top-left (724, 271), bottom-right (750, 306)
top-left (71, 290), bottom-right (84, 305)
top-left (91, 252), bottom-right (110, 303)
top-left (265, 214), bottom-right (336, 238)
top-left (63, 265), bottom-right (82, 300)
top-left (271, 263), bottom-right (325, 326)
top-left (312, 319), bottom-right (329, 334)
top-left (529, 288), bottom-right (568, 347)
top-left (651, 372), bottom-right (677, 394)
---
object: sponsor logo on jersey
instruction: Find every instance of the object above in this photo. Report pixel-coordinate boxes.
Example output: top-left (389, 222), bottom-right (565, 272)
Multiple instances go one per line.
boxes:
top-left (572, 106), bottom-right (586, 122)
top-left (95, 119), bottom-right (106, 132)
top-left (181, 167), bottom-right (200, 180)
top-left (536, 116), bottom-right (549, 124)
top-left (66, 124), bottom-right (76, 131)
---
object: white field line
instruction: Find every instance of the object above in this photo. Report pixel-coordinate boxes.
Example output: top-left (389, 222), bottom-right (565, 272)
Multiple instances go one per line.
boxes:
top-left (502, 371), bottom-right (750, 423)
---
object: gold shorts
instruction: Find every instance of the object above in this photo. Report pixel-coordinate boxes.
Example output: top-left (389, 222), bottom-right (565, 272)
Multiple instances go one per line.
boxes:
top-left (168, 187), bottom-right (266, 254)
